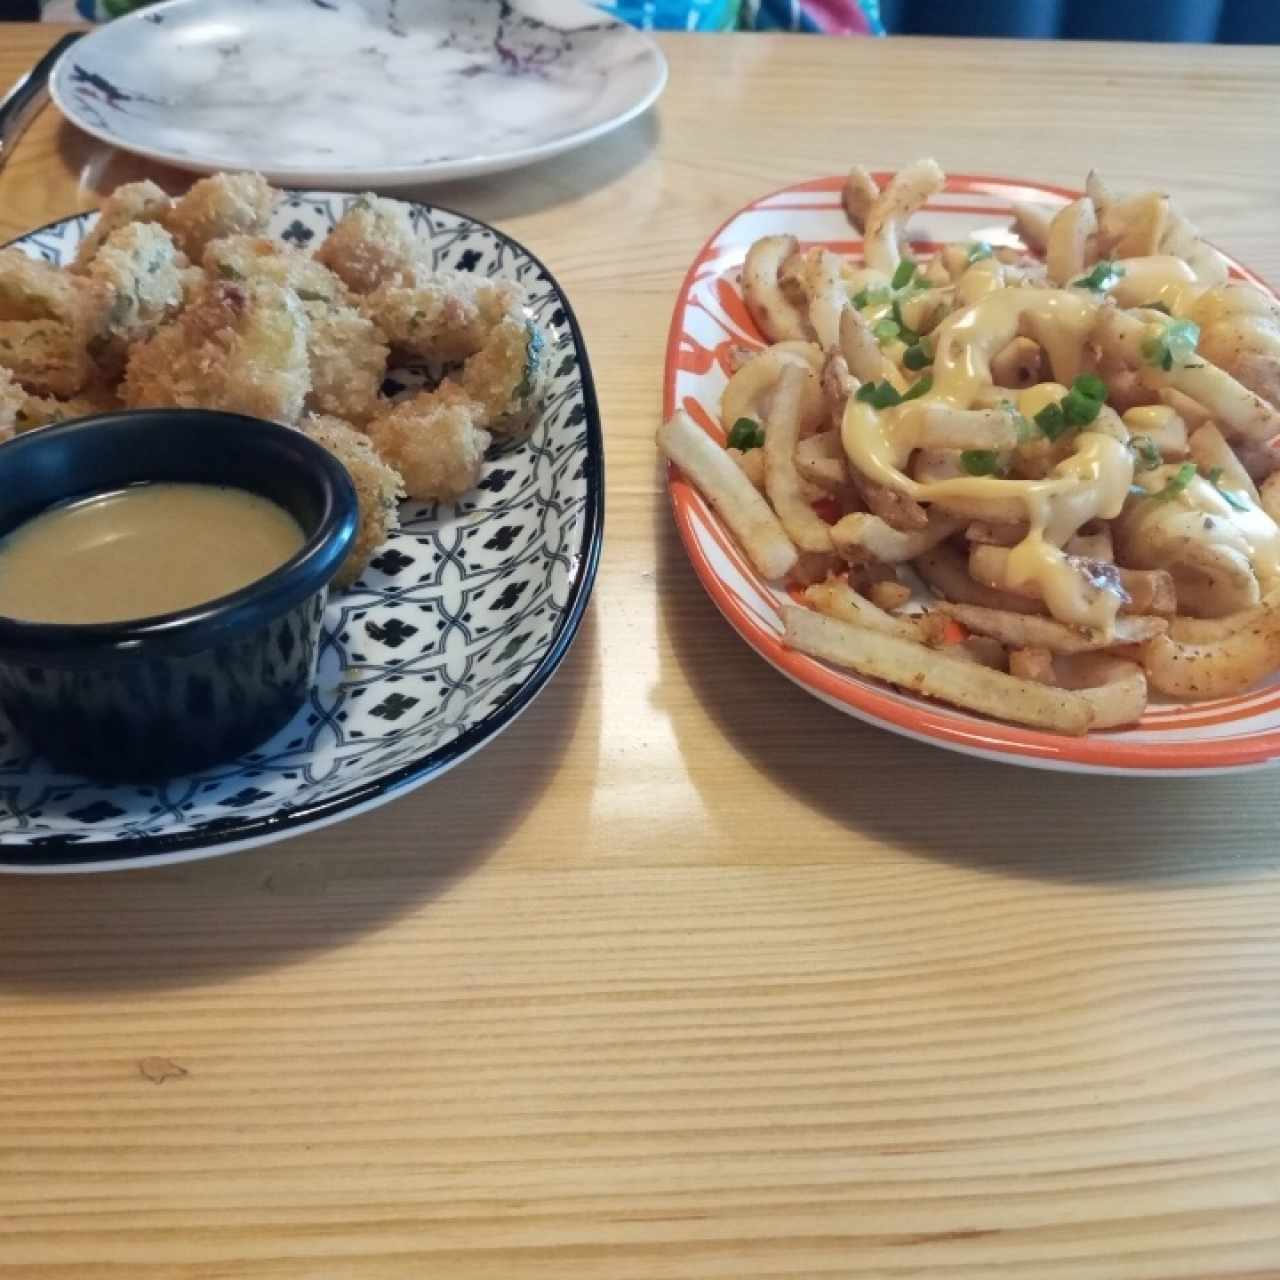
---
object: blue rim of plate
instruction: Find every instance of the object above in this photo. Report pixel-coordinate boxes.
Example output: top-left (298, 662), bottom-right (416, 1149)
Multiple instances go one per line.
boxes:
top-left (0, 199), bottom-right (603, 870)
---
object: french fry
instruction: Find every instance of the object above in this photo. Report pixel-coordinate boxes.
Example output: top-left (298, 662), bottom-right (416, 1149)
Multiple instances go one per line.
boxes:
top-left (966, 520), bottom-right (1029, 548)
top-left (863, 158), bottom-right (945, 274)
top-left (914, 544), bottom-right (1043, 615)
top-left (915, 405), bottom-right (1020, 452)
top-left (657, 410), bottom-right (798, 580)
top-left (1064, 524), bottom-right (1114, 563)
top-left (1141, 606), bottom-right (1280, 700)
top-left (1188, 422), bottom-right (1261, 503)
top-left (1168, 587), bottom-right (1280, 643)
top-left (781, 605), bottom-right (1095, 735)
top-left (804, 579), bottom-right (920, 642)
top-left (868, 579), bottom-right (912, 611)
top-left (934, 602), bottom-right (1168, 653)
top-left (764, 364), bottom-right (834, 553)
top-left (743, 235), bottom-right (811, 343)
top-left (842, 166), bottom-right (879, 234)
top-left (1047, 197), bottom-right (1098, 286)
top-left (831, 509), bottom-right (961, 564)
top-left (1011, 202), bottom-right (1052, 255)
top-left (1009, 647), bottom-right (1056, 684)
top-left (968, 544), bottom-right (1175, 615)
top-left (721, 343), bottom-right (824, 435)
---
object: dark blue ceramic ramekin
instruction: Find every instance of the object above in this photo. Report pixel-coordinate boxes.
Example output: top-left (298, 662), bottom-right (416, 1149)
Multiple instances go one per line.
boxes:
top-left (0, 410), bottom-right (357, 781)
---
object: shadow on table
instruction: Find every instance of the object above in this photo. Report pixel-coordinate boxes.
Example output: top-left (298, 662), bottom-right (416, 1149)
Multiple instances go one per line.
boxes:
top-left (56, 108), bottom-right (661, 224)
top-left (377, 112), bottom-right (659, 223)
top-left (0, 606), bottom-right (598, 993)
top-left (653, 496), bottom-right (1280, 889)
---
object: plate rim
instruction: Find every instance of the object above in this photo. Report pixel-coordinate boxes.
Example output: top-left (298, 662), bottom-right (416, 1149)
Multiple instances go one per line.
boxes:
top-left (663, 171), bottom-right (1280, 777)
top-left (0, 194), bottom-right (604, 869)
top-left (47, 0), bottom-right (669, 186)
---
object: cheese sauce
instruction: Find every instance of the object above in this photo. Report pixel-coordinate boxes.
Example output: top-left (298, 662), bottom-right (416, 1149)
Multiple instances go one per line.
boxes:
top-left (841, 287), bottom-right (1136, 630)
top-left (1119, 467), bottom-right (1280, 589)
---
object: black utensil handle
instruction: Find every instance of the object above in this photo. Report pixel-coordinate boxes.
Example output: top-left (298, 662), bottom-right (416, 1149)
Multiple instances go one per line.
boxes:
top-left (0, 32), bottom-right (84, 169)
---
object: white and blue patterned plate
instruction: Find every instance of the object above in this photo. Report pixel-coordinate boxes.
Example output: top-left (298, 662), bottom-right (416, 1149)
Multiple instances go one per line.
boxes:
top-left (49, 0), bottom-right (668, 187)
top-left (0, 192), bottom-right (602, 873)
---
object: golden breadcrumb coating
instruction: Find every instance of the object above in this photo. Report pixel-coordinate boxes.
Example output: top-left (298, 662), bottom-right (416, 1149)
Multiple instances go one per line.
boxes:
top-left (161, 171), bottom-right (276, 260)
top-left (457, 314), bottom-right (546, 442)
top-left (314, 194), bottom-right (420, 294)
top-left (203, 237), bottom-right (388, 423)
top-left (366, 384), bottom-right (491, 502)
top-left (364, 265), bottom-right (522, 363)
top-left (122, 278), bottom-right (310, 423)
top-left (0, 248), bottom-right (112, 394)
top-left (304, 303), bottom-right (389, 425)
top-left (0, 367), bottom-right (23, 441)
top-left (71, 179), bottom-right (173, 271)
top-left (85, 222), bottom-right (186, 346)
top-left (296, 414), bottom-right (404, 587)
top-left (203, 235), bottom-right (348, 304)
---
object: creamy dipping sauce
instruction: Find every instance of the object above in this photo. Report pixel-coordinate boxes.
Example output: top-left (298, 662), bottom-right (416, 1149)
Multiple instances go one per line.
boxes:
top-left (0, 483), bottom-right (305, 625)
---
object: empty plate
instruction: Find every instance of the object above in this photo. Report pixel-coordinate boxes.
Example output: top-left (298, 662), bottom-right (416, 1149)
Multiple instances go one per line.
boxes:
top-left (50, 0), bottom-right (668, 187)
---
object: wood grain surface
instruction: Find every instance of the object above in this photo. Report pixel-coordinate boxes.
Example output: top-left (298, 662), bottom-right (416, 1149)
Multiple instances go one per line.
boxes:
top-left (3, 27), bottom-right (1280, 1279)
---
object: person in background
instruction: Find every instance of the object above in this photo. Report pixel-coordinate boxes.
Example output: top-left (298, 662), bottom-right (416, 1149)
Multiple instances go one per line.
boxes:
top-left (37, 0), bottom-right (881, 36)
top-left (596, 0), bottom-right (882, 33)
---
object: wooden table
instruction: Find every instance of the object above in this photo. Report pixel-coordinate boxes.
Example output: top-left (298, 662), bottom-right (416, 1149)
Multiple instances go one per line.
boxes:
top-left (4, 25), bottom-right (1280, 1279)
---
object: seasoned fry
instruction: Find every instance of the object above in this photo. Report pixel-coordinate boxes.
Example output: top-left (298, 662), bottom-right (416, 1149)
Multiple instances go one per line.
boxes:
top-left (658, 410), bottom-right (798, 580)
top-left (831, 510), bottom-right (961, 564)
top-left (915, 544), bottom-right (1043, 614)
top-left (743, 235), bottom-right (811, 343)
top-left (781, 605), bottom-right (1095, 734)
top-left (1141, 611), bottom-right (1280, 700)
top-left (934, 601), bottom-right (1168, 653)
top-left (804, 579), bottom-right (920, 642)
top-left (680, 159), bottom-right (1280, 738)
top-left (764, 364), bottom-right (833, 553)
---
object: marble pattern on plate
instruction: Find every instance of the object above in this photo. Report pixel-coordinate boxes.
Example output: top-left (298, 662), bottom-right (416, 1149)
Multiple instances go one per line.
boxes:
top-left (58, 0), bottom-right (662, 170)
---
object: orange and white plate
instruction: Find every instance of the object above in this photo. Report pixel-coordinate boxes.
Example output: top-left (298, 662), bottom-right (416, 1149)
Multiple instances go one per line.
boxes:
top-left (663, 174), bottom-right (1280, 776)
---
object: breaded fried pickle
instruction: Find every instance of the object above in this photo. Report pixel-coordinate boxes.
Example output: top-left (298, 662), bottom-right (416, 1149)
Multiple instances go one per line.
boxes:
top-left (123, 278), bottom-right (310, 422)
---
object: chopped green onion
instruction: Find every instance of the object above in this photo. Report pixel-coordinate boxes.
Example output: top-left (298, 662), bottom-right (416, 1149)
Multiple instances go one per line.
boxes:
top-left (890, 300), bottom-right (919, 346)
top-left (891, 259), bottom-right (917, 290)
top-left (1072, 373), bottom-right (1108, 403)
top-left (873, 318), bottom-right (901, 344)
top-left (1071, 260), bottom-right (1125, 292)
top-left (1034, 401), bottom-right (1069, 441)
top-left (967, 241), bottom-right (994, 264)
top-left (1130, 435), bottom-right (1162, 471)
top-left (727, 417), bottom-right (765, 451)
top-left (1151, 462), bottom-right (1197, 501)
top-left (851, 285), bottom-right (891, 310)
top-left (901, 374), bottom-right (934, 402)
top-left (961, 449), bottom-right (1001, 476)
top-left (1143, 318), bottom-right (1200, 371)
top-left (1207, 466), bottom-right (1251, 511)
top-left (855, 380), bottom-right (904, 410)
top-left (1061, 387), bottom-right (1103, 427)
top-left (903, 341), bottom-right (932, 371)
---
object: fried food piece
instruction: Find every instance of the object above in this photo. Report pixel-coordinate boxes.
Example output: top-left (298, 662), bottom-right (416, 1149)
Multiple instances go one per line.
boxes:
top-left (0, 249), bottom-right (112, 394)
top-left (203, 235), bottom-right (347, 303)
top-left (161, 171), bottom-right (275, 261)
top-left (297, 414), bottom-right (404, 587)
top-left (0, 367), bottom-right (23, 441)
top-left (0, 320), bottom-right (96, 399)
top-left (304, 303), bottom-right (389, 425)
top-left (456, 313), bottom-right (545, 442)
top-left (203, 237), bottom-right (388, 423)
top-left (71, 179), bottom-right (173, 271)
top-left (123, 278), bottom-right (310, 423)
top-left (364, 265), bottom-right (521, 363)
top-left (366, 385), bottom-right (491, 502)
top-left (314, 194), bottom-right (420, 295)
top-left (85, 222), bottom-right (186, 347)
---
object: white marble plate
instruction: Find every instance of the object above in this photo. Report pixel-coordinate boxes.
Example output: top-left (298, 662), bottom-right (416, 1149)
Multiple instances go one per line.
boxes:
top-left (0, 191), bottom-right (601, 873)
top-left (49, 0), bottom-right (667, 187)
